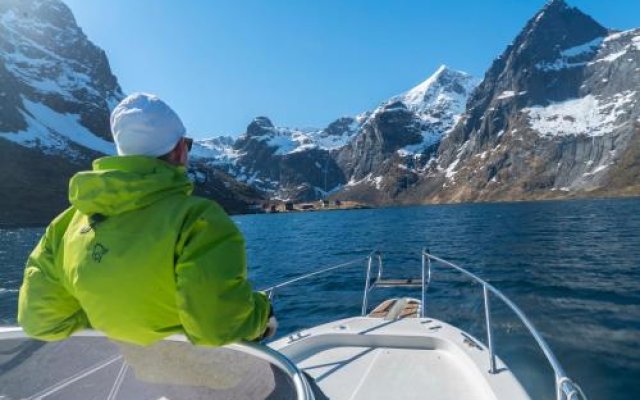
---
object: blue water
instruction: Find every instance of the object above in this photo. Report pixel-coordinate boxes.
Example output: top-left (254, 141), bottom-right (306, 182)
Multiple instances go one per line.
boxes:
top-left (1, 198), bottom-right (639, 399)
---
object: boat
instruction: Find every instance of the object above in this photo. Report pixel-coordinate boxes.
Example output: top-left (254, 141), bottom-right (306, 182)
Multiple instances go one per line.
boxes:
top-left (0, 250), bottom-right (588, 399)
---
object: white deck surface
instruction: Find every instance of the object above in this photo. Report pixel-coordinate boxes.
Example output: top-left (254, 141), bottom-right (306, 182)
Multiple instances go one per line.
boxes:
top-left (270, 310), bottom-right (531, 400)
top-left (1, 296), bottom-right (533, 400)
top-left (300, 345), bottom-right (490, 400)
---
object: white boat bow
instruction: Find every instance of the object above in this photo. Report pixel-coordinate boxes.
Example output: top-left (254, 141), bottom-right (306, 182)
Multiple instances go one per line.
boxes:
top-left (0, 250), bottom-right (588, 400)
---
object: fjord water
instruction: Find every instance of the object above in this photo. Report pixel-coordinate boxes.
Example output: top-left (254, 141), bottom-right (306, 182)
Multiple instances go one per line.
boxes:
top-left (1, 198), bottom-right (639, 400)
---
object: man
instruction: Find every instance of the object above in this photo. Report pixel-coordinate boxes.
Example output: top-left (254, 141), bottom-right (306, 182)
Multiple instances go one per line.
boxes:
top-left (18, 93), bottom-right (275, 346)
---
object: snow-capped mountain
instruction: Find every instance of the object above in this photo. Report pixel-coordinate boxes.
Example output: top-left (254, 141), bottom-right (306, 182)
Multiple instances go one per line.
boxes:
top-left (0, 0), bottom-right (262, 225)
top-left (4, 0), bottom-right (637, 219)
top-left (335, 66), bottom-right (478, 201)
top-left (195, 65), bottom-right (478, 201)
top-left (192, 115), bottom-right (351, 201)
top-left (0, 0), bottom-right (122, 158)
top-left (0, 0), bottom-right (125, 225)
top-left (397, 0), bottom-right (640, 205)
top-left (198, 0), bottom-right (640, 205)
top-left (191, 136), bottom-right (239, 164)
top-left (194, 117), bottom-right (360, 162)
top-left (393, 65), bottom-right (478, 156)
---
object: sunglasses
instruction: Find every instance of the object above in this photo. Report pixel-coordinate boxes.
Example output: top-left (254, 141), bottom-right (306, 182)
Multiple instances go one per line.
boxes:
top-left (184, 137), bottom-right (193, 152)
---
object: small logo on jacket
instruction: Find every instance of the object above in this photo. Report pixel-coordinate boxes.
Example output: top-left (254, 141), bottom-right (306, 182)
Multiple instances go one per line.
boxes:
top-left (92, 243), bottom-right (109, 263)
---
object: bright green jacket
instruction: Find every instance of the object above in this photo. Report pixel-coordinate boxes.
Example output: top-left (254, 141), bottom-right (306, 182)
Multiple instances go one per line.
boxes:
top-left (18, 156), bottom-right (270, 346)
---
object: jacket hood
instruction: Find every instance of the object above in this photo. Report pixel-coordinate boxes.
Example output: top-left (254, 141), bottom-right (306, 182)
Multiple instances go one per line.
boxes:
top-left (69, 156), bottom-right (193, 216)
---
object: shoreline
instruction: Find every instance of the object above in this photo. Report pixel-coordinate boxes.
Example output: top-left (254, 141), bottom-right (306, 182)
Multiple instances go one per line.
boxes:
top-left (3, 194), bottom-right (640, 228)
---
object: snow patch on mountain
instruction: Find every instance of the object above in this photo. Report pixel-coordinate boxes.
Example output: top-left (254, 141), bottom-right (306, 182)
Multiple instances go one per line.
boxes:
top-left (536, 36), bottom-right (605, 71)
top-left (0, 6), bottom-right (117, 105)
top-left (394, 65), bottom-right (478, 118)
top-left (2, 97), bottom-right (114, 155)
top-left (497, 90), bottom-right (527, 100)
top-left (598, 48), bottom-right (628, 63)
top-left (249, 123), bottom-right (359, 156)
top-left (523, 91), bottom-right (637, 137)
top-left (346, 173), bottom-right (384, 190)
top-left (254, 129), bottom-right (307, 155)
top-left (562, 37), bottom-right (604, 57)
top-left (586, 30), bottom-right (640, 66)
top-left (0, 0), bottom-right (124, 160)
top-left (397, 129), bottom-right (442, 157)
top-left (390, 66), bottom-right (478, 156)
top-left (191, 136), bottom-right (240, 164)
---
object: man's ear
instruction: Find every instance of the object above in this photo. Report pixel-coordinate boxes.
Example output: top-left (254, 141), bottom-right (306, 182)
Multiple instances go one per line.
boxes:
top-left (177, 138), bottom-right (188, 166)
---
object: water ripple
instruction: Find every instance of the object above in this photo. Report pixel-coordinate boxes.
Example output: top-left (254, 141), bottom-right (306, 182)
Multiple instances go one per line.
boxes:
top-left (1, 198), bottom-right (639, 399)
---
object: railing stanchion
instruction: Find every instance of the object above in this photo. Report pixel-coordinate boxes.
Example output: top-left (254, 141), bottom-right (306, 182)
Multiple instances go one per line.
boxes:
top-left (557, 377), bottom-right (563, 400)
top-left (421, 251), bottom-right (426, 318)
top-left (426, 250), bottom-right (432, 289)
top-left (483, 284), bottom-right (497, 374)
top-left (268, 288), bottom-right (275, 301)
top-left (362, 254), bottom-right (374, 316)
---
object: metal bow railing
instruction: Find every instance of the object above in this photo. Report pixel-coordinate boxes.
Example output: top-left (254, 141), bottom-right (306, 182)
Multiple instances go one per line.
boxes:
top-left (262, 249), bottom-right (588, 400)
top-left (421, 250), bottom-right (588, 400)
top-left (262, 253), bottom-right (374, 301)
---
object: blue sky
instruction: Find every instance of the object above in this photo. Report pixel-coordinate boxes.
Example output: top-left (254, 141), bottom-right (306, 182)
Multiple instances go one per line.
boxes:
top-left (64, 0), bottom-right (640, 139)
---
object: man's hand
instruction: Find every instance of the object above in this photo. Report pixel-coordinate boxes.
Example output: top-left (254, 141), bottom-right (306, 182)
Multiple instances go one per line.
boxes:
top-left (261, 315), bottom-right (278, 340)
top-left (258, 304), bottom-right (278, 341)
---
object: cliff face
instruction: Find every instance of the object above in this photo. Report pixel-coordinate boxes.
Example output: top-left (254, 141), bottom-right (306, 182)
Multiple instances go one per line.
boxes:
top-left (0, 0), bottom-right (264, 226)
top-left (404, 0), bottom-right (640, 204)
top-left (5, 0), bottom-right (638, 223)
top-left (206, 1), bottom-right (640, 206)
top-left (0, 0), bottom-right (122, 153)
top-left (0, 0), bottom-right (121, 225)
top-left (193, 115), bottom-right (355, 202)
top-left (195, 66), bottom-right (477, 203)
top-left (335, 67), bottom-right (478, 203)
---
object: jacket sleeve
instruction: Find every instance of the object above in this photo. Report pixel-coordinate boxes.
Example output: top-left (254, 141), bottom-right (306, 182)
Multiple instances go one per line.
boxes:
top-left (18, 208), bottom-right (90, 341)
top-left (175, 201), bottom-right (270, 346)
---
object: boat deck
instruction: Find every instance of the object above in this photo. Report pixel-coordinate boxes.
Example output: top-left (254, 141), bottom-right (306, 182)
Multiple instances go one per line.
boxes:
top-left (0, 329), bottom-right (300, 400)
top-left (270, 308), bottom-right (530, 400)
top-left (299, 344), bottom-right (488, 400)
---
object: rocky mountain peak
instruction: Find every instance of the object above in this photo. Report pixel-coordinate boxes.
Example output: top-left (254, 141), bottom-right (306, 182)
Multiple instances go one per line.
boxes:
top-left (443, 0), bottom-right (611, 151)
top-left (407, 64), bottom-right (463, 91)
top-left (1, 0), bottom-right (123, 150)
top-left (246, 116), bottom-right (275, 136)
top-left (20, 0), bottom-right (76, 26)
top-left (425, 0), bottom-right (640, 208)
top-left (1, 0), bottom-right (266, 223)
top-left (324, 117), bottom-right (357, 137)
top-left (393, 65), bottom-right (477, 120)
top-left (512, 0), bottom-right (607, 64)
top-left (542, 0), bottom-right (568, 12)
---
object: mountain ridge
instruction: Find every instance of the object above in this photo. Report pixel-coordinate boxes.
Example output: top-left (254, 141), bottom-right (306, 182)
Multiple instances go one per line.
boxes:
top-left (194, 65), bottom-right (478, 202)
top-left (3, 0), bottom-right (640, 224)
top-left (400, 0), bottom-right (640, 205)
top-left (195, 0), bottom-right (640, 206)
top-left (0, 0), bottom-right (265, 225)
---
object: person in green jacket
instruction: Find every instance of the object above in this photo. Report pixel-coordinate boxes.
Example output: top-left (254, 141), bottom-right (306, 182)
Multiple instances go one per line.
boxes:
top-left (18, 93), bottom-right (275, 346)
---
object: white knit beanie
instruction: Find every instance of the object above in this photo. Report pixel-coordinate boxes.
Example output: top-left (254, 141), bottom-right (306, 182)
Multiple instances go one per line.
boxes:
top-left (110, 93), bottom-right (186, 157)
